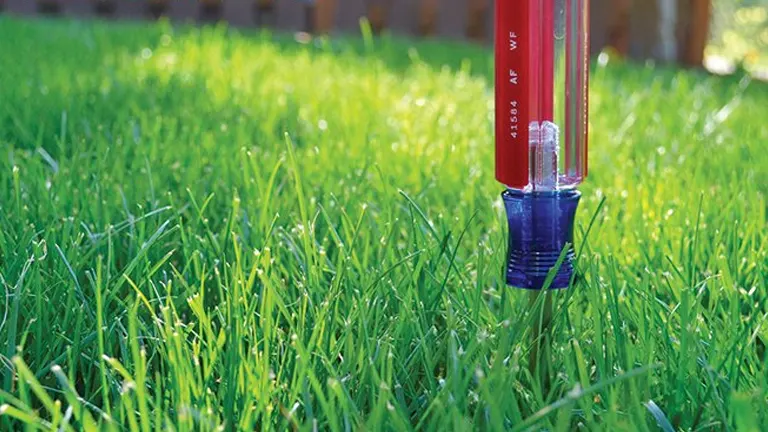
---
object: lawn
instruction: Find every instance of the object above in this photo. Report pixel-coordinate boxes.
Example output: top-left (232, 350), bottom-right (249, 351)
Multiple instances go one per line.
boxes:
top-left (0, 16), bottom-right (767, 431)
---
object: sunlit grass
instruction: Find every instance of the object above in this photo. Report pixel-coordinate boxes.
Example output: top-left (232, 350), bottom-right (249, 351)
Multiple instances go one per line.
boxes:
top-left (0, 16), bottom-right (767, 431)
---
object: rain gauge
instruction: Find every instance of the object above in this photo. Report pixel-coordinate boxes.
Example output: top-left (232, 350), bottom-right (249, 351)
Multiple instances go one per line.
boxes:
top-left (495, 0), bottom-right (590, 290)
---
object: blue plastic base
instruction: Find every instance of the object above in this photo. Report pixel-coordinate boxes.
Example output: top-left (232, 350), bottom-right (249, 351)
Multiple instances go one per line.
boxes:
top-left (502, 189), bottom-right (581, 290)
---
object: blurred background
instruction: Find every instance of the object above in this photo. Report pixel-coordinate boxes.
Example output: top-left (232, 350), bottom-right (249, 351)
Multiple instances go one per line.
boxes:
top-left (1, 0), bottom-right (766, 77)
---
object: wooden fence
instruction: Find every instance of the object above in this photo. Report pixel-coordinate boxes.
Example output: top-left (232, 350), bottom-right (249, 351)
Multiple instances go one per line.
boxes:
top-left (1, 0), bottom-right (488, 39)
top-left (0, 0), bottom-right (712, 66)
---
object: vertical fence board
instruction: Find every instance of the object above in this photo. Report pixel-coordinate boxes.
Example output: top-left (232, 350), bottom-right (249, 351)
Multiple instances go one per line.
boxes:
top-left (222, 0), bottom-right (254, 26)
top-left (629, 0), bottom-right (659, 58)
top-left (315, 0), bottom-right (337, 34)
top-left (254, 0), bottom-right (276, 26)
top-left (197, 0), bottom-right (223, 22)
top-left (146, 0), bottom-right (170, 19)
top-left (275, 0), bottom-right (309, 32)
top-left (417, 0), bottom-right (439, 37)
top-left (167, 0), bottom-right (198, 22)
top-left (589, 0), bottom-right (608, 55)
top-left (366, 0), bottom-right (390, 34)
top-left (36, 0), bottom-right (62, 15)
top-left (62, 0), bottom-right (96, 16)
top-left (93, 1), bottom-right (117, 16)
top-left (336, 0), bottom-right (368, 33)
top-left (387, 0), bottom-right (417, 35)
top-left (115, 0), bottom-right (148, 19)
top-left (486, 0), bottom-right (496, 45)
top-left (681, 0), bottom-right (710, 67)
top-left (676, 0), bottom-right (691, 62)
top-left (5, 0), bottom-right (36, 14)
top-left (466, 0), bottom-right (489, 42)
top-left (436, 0), bottom-right (466, 39)
top-left (610, 0), bottom-right (631, 55)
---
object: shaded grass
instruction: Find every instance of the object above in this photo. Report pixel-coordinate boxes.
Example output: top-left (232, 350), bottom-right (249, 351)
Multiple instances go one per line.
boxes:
top-left (0, 16), bottom-right (767, 431)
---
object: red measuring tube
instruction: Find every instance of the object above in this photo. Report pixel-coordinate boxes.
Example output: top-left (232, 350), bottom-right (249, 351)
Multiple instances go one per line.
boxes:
top-left (495, 0), bottom-right (590, 191)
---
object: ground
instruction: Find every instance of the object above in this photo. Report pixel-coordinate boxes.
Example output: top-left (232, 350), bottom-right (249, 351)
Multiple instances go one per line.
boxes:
top-left (0, 16), bottom-right (767, 431)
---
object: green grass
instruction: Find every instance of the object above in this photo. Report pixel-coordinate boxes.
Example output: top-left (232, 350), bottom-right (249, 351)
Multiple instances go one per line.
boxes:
top-left (0, 16), bottom-right (767, 431)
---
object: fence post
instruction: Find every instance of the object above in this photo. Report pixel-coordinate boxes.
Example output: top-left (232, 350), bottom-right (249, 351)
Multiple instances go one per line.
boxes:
top-left (36, 0), bottom-right (61, 14)
top-left (436, 0), bottom-right (466, 39)
top-left (60, 0), bottom-right (95, 16)
top-left (335, 0), bottom-right (367, 33)
top-left (255, 0), bottom-right (275, 26)
top-left (367, 0), bottom-right (390, 34)
top-left (417, 0), bottom-right (438, 36)
top-left (629, 0), bottom-right (661, 59)
top-left (680, 0), bottom-right (711, 67)
top-left (147, 0), bottom-right (169, 19)
top-left (466, 0), bottom-right (489, 42)
top-left (94, 0), bottom-right (116, 16)
top-left (606, 0), bottom-right (631, 56)
top-left (200, 0), bottom-right (223, 21)
top-left (315, 0), bottom-right (337, 34)
top-left (274, 0), bottom-right (310, 32)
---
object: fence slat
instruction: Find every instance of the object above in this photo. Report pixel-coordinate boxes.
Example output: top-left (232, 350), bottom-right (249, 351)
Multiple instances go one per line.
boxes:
top-left (609, 0), bottom-right (634, 55)
top-left (253, 0), bottom-right (276, 26)
top-left (681, 0), bottom-right (710, 67)
top-left (336, 0), bottom-right (368, 34)
top-left (315, 0), bottom-right (337, 34)
top-left (486, 0), bottom-right (495, 44)
top-left (417, 0), bottom-right (439, 37)
top-left (222, 0), bottom-right (254, 26)
top-left (93, 1), bottom-right (117, 16)
top-left (5, 0), bottom-right (37, 14)
top-left (36, 0), bottom-right (62, 15)
top-left (198, 0), bottom-right (223, 21)
top-left (589, 0), bottom-right (610, 55)
top-left (436, 0), bottom-right (466, 40)
top-left (62, 0), bottom-right (95, 16)
top-left (366, 0), bottom-right (390, 34)
top-left (629, 0), bottom-right (659, 58)
top-left (167, 0), bottom-right (198, 22)
top-left (115, 0), bottom-right (148, 19)
top-left (275, 0), bottom-right (309, 32)
top-left (387, 0), bottom-right (417, 35)
top-left (146, 0), bottom-right (169, 19)
top-left (466, 0), bottom-right (489, 42)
